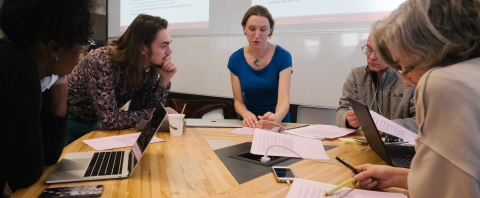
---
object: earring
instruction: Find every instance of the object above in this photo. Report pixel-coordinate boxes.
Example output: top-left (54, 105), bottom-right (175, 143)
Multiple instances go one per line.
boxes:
top-left (52, 57), bottom-right (58, 61)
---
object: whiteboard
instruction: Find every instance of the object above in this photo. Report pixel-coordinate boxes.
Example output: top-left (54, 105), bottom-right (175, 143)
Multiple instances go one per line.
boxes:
top-left (168, 33), bottom-right (369, 108)
top-left (108, 0), bottom-right (377, 107)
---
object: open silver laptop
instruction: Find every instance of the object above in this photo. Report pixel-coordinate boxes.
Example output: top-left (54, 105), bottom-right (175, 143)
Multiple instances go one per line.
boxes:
top-left (45, 104), bottom-right (167, 184)
top-left (186, 118), bottom-right (243, 128)
top-left (136, 119), bottom-right (169, 132)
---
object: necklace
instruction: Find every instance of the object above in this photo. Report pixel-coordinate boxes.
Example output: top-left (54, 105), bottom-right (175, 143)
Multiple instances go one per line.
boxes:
top-left (248, 43), bottom-right (270, 67)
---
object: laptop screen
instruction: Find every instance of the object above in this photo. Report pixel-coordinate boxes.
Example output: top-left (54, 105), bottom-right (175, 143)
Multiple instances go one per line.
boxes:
top-left (130, 104), bottom-right (168, 170)
top-left (347, 96), bottom-right (393, 165)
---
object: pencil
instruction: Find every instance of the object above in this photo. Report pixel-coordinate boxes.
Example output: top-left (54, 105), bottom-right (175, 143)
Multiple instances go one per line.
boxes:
top-left (334, 155), bottom-right (360, 174)
top-left (180, 103), bottom-right (186, 115)
top-left (324, 177), bottom-right (357, 196)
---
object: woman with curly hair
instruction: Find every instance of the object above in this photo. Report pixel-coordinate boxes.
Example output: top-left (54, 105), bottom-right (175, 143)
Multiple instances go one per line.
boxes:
top-left (0, 0), bottom-right (94, 193)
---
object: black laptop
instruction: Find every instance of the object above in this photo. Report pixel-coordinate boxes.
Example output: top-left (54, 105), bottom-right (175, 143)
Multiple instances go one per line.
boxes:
top-left (348, 96), bottom-right (416, 168)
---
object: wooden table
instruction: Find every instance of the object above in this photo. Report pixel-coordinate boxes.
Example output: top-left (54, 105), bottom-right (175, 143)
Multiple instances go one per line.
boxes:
top-left (12, 123), bottom-right (409, 197)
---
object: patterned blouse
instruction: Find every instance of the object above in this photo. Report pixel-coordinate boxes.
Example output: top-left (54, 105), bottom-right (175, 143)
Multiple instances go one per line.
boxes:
top-left (67, 47), bottom-right (170, 129)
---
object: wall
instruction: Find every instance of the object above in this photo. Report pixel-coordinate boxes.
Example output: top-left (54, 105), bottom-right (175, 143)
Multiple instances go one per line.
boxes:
top-left (107, 0), bottom-right (373, 109)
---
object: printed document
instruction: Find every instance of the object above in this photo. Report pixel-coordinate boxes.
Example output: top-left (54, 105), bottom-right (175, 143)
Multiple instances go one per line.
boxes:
top-left (250, 129), bottom-right (329, 160)
top-left (286, 178), bottom-right (407, 198)
top-left (287, 125), bottom-right (357, 139)
top-left (230, 126), bottom-right (281, 135)
top-left (369, 110), bottom-right (417, 144)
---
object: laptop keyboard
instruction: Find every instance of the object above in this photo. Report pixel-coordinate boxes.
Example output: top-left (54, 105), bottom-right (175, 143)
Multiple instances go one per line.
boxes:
top-left (84, 151), bottom-right (125, 177)
top-left (385, 145), bottom-right (415, 167)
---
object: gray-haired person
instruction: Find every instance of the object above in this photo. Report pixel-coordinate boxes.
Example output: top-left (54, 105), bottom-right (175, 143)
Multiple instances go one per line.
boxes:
top-left (351, 0), bottom-right (480, 197)
top-left (335, 33), bottom-right (418, 133)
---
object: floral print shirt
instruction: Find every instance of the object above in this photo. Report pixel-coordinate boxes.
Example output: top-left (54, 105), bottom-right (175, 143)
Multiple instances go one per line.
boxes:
top-left (67, 47), bottom-right (170, 129)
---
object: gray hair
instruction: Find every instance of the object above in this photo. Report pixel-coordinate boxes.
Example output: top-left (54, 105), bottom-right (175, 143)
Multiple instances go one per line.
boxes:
top-left (372, 0), bottom-right (480, 71)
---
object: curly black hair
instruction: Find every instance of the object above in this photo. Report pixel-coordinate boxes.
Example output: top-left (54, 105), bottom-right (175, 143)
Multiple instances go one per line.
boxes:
top-left (0, 0), bottom-right (95, 50)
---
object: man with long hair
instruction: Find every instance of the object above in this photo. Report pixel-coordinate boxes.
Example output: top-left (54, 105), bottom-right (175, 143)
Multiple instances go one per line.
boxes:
top-left (67, 14), bottom-right (177, 144)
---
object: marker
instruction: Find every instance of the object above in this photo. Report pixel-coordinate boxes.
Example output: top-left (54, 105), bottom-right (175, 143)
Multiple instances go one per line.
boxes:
top-left (334, 155), bottom-right (360, 174)
top-left (324, 177), bottom-right (357, 196)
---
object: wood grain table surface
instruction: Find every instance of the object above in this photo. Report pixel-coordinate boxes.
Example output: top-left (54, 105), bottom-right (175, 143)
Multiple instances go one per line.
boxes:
top-left (12, 123), bottom-right (409, 198)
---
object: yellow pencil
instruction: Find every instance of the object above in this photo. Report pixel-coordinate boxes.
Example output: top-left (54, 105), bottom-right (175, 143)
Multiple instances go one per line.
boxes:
top-left (324, 177), bottom-right (357, 196)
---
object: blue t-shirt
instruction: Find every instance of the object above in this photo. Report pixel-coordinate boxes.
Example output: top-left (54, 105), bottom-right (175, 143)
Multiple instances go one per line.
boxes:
top-left (228, 45), bottom-right (292, 122)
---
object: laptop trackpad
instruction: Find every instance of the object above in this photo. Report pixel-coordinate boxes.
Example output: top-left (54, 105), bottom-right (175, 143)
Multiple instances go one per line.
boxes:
top-left (55, 158), bottom-right (90, 171)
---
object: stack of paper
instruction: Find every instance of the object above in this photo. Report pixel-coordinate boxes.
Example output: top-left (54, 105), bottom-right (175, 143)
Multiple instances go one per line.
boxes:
top-left (250, 129), bottom-right (329, 160)
top-left (286, 178), bottom-right (407, 198)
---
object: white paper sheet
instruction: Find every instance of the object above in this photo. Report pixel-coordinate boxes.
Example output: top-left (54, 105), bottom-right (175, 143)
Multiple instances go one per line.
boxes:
top-left (83, 132), bottom-right (164, 151)
top-left (229, 126), bottom-right (280, 135)
top-left (250, 129), bottom-right (329, 160)
top-left (287, 125), bottom-right (357, 139)
top-left (369, 110), bottom-right (418, 144)
top-left (286, 178), bottom-right (407, 198)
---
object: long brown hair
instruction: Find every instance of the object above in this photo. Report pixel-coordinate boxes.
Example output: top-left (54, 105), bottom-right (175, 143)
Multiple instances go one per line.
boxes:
top-left (241, 5), bottom-right (275, 37)
top-left (107, 14), bottom-right (168, 88)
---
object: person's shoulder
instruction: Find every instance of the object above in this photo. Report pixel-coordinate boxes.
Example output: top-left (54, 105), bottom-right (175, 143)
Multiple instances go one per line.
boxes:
top-left (274, 45), bottom-right (291, 56)
top-left (349, 65), bottom-right (369, 76)
top-left (419, 58), bottom-right (480, 97)
top-left (87, 47), bottom-right (109, 61)
top-left (0, 41), bottom-right (37, 77)
top-left (230, 47), bottom-right (245, 59)
top-left (83, 47), bottom-right (117, 69)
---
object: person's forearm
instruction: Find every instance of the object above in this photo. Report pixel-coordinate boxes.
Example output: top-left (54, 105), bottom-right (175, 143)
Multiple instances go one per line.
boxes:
top-left (274, 99), bottom-right (289, 123)
top-left (159, 79), bottom-right (170, 88)
top-left (234, 100), bottom-right (251, 118)
top-left (392, 168), bottom-right (410, 189)
top-left (49, 84), bottom-right (68, 117)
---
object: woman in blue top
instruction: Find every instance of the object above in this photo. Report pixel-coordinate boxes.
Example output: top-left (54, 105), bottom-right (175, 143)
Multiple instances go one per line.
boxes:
top-left (228, 5), bottom-right (292, 128)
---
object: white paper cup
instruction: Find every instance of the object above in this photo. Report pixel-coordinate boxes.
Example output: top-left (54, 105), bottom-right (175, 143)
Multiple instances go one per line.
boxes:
top-left (168, 114), bottom-right (185, 136)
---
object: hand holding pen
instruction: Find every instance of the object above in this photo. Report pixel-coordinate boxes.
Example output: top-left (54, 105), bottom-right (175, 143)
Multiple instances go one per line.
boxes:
top-left (331, 156), bottom-right (403, 191)
top-left (349, 164), bottom-right (409, 190)
top-left (325, 156), bottom-right (403, 196)
top-left (324, 156), bottom-right (361, 196)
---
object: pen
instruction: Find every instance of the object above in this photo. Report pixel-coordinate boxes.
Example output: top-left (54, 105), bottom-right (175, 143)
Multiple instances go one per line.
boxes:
top-left (334, 155), bottom-right (360, 174)
top-left (324, 177), bottom-right (357, 196)
top-left (349, 106), bottom-right (353, 110)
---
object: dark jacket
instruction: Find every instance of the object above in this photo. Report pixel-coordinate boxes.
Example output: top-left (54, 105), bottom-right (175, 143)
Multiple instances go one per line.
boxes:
top-left (0, 37), bottom-right (67, 191)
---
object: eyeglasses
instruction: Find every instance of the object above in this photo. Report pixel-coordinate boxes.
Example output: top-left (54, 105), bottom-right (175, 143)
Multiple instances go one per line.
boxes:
top-left (402, 65), bottom-right (416, 76)
top-left (361, 45), bottom-right (376, 58)
top-left (398, 58), bottom-right (424, 76)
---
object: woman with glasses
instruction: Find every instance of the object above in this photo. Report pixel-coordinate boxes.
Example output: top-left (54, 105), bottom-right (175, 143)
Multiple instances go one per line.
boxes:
top-left (351, 0), bottom-right (480, 197)
top-left (0, 0), bottom-right (94, 193)
top-left (335, 33), bottom-right (418, 133)
top-left (228, 5), bottom-right (292, 128)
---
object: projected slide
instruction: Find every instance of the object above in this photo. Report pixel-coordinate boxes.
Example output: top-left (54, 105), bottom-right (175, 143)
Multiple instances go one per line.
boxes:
top-left (120, 0), bottom-right (209, 31)
top-left (252, 0), bottom-right (407, 25)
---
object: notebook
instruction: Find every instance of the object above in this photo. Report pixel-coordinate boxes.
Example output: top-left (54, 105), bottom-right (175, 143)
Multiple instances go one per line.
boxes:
top-left (186, 118), bottom-right (243, 128)
top-left (45, 104), bottom-right (168, 184)
top-left (348, 96), bottom-right (415, 168)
